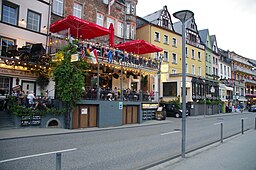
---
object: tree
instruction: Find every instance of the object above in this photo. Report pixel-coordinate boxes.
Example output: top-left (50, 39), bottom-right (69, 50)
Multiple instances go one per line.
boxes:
top-left (52, 43), bottom-right (88, 129)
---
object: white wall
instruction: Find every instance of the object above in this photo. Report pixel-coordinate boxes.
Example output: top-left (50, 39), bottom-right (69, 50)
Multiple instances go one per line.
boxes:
top-left (0, 0), bottom-right (50, 47)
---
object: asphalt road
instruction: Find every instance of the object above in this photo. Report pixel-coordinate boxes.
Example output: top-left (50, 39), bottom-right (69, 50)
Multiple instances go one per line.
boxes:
top-left (0, 112), bottom-right (255, 170)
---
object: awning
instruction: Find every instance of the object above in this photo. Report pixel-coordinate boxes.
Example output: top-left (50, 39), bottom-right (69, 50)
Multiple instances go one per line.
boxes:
top-left (238, 98), bottom-right (247, 102)
top-left (226, 86), bottom-right (233, 91)
top-left (114, 40), bottom-right (162, 55)
top-left (50, 15), bottom-right (110, 40)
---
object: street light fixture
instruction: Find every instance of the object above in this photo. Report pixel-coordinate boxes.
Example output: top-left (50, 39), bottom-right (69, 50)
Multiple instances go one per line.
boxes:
top-left (173, 10), bottom-right (194, 158)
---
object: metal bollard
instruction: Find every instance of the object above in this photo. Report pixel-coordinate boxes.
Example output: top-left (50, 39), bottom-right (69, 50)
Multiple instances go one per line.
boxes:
top-left (56, 153), bottom-right (61, 170)
top-left (241, 119), bottom-right (244, 134)
top-left (220, 122), bottom-right (223, 143)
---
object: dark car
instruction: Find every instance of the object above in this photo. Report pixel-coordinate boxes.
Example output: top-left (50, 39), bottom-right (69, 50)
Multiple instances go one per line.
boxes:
top-left (161, 103), bottom-right (188, 118)
top-left (249, 105), bottom-right (256, 112)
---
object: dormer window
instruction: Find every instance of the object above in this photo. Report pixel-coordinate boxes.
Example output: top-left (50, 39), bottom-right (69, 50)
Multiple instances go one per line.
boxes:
top-left (162, 18), bottom-right (168, 28)
top-left (191, 23), bottom-right (195, 29)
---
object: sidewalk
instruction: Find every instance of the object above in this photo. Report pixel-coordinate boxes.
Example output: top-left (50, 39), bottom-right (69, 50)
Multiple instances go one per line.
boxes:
top-left (149, 130), bottom-right (256, 170)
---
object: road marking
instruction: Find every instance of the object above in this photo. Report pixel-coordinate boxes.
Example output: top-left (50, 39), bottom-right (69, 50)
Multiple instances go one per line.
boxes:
top-left (214, 122), bottom-right (224, 125)
top-left (161, 131), bottom-right (180, 136)
top-left (0, 148), bottom-right (77, 163)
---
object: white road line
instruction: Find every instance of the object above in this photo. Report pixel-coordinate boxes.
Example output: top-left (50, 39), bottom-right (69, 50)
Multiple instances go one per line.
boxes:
top-left (161, 131), bottom-right (180, 136)
top-left (0, 148), bottom-right (77, 163)
top-left (214, 122), bottom-right (224, 125)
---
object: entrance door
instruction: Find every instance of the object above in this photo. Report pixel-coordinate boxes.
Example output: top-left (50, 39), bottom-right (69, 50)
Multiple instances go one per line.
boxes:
top-left (122, 106), bottom-right (138, 125)
top-left (79, 105), bottom-right (97, 128)
top-left (22, 81), bottom-right (35, 94)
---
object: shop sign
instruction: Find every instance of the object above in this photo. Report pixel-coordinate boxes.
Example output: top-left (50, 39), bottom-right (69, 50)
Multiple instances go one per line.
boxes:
top-left (142, 103), bottom-right (158, 109)
top-left (0, 68), bottom-right (36, 78)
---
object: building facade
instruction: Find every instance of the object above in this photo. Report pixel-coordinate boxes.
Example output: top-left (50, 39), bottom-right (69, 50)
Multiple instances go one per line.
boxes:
top-left (230, 51), bottom-right (256, 107)
top-left (0, 0), bottom-right (54, 97)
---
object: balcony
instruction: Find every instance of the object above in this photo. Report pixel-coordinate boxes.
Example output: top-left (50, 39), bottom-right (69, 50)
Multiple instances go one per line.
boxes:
top-left (232, 65), bottom-right (254, 75)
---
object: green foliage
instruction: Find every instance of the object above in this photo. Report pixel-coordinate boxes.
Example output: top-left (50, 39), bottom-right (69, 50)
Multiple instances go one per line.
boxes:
top-left (51, 43), bottom-right (88, 108)
top-left (160, 96), bottom-right (181, 108)
top-left (7, 96), bottom-right (66, 117)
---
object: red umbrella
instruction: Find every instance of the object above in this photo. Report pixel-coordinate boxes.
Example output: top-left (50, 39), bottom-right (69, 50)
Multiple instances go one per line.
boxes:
top-left (50, 15), bottom-right (110, 40)
top-left (109, 23), bottom-right (114, 47)
top-left (114, 40), bottom-right (162, 55)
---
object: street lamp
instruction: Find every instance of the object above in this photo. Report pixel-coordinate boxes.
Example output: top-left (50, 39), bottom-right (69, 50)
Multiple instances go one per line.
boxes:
top-left (173, 10), bottom-right (194, 158)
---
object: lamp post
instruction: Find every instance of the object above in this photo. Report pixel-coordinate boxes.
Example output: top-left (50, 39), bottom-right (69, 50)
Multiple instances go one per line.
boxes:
top-left (173, 10), bottom-right (194, 158)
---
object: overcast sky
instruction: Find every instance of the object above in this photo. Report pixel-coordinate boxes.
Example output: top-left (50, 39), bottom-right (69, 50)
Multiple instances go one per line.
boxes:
top-left (136, 0), bottom-right (256, 60)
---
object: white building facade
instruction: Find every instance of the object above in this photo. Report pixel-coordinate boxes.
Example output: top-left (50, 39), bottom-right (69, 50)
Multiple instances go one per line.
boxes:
top-left (0, 0), bottom-right (54, 97)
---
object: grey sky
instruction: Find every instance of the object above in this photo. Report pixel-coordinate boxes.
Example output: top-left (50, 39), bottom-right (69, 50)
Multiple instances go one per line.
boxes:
top-left (136, 0), bottom-right (256, 59)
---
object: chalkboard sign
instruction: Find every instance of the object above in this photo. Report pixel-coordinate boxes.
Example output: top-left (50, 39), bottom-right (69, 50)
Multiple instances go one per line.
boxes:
top-left (21, 115), bottom-right (41, 126)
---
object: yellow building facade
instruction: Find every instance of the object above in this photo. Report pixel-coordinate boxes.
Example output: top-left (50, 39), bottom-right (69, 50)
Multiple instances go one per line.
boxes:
top-left (137, 6), bottom-right (207, 103)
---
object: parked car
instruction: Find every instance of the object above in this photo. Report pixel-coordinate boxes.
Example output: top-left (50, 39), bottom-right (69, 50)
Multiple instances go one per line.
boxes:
top-left (160, 103), bottom-right (188, 118)
top-left (249, 105), bottom-right (256, 112)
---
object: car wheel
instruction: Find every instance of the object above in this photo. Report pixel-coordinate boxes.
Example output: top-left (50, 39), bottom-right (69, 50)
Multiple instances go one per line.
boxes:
top-left (175, 113), bottom-right (180, 118)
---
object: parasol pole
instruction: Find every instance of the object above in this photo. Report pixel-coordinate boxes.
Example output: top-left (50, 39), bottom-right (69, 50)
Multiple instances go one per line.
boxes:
top-left (97, 59), bottom-right (100, 100)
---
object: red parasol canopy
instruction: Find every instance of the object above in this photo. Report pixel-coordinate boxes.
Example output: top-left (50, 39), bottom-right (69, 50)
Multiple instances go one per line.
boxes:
top-left (114, 40), bottom-right (162, 55)
top-left (109, 23), bottom-right (114, 47)
top-left (50, 15), bottom-right (110, 40)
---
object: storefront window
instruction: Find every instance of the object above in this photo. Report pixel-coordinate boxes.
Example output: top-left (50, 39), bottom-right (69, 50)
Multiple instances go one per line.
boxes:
top-left (0, 77), bottom-right (10, 95)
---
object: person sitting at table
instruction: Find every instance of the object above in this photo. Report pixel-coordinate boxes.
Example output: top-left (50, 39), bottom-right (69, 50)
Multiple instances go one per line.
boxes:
top-left (27, 91), bottom-right (37, 108)
top-left (42, 90), bottom-right (49, 108)
top-left (113, 87), bottom-right (118, 100)
top-left (106, 87), bottom-right (113, 101)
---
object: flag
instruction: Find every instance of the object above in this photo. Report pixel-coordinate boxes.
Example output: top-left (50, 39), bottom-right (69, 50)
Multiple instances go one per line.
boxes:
top-left (90, 50), bottom-right (97, 64)
top-left (86, 48), bottom-right (90, 56)
top-left (80, 44), bottom-right (86, 60)
top-left (93, 49), bottom-right (98, 63)
top-left (107, 50), bottom-right (113, 63)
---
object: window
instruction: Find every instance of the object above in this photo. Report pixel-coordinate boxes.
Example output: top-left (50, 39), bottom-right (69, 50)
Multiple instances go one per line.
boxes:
top-left (154, 32), bottom-right (160, 42)
top-left (163, 82), bottom-right (177, 97)
top-left (73, 3), bottom-right (82, 18)
top-left (213, 67), bottom-right (215, 75)
top-left (107, 17), bottom-right (115, 30)
top-left (227, 67), bottom-right (230, 76)
top-left (163, 51), bottom-right (168, 62)
top-left (171, 69), bottom-right (176, 74)
top-left (2, 1), bottom-right (18, 25)
top-left (198, 66), bottom-right (201, 76)
top-left (172, 53), bottom-right (177, 64)
top-left (213, 57), bottom-right (215, 64)
top-left (131, 24), bottom-right (135, 39)
top-left (198, 52), bottom-right (201, 61)
top-left (164, 35), bottom-right (168, 44)
top-left (126, 3), bottom-right (131, 14)
top-left (186, 63), bottom-right (188, 73)
top-left (126, 24), bottom-right (130, 39)
top-left (172, 38), bottom-right (177, 47)
top-left (162, 18), bottom-right (168, 28)
top-left (192, 65), bottom-right (195, 75)
top-left (215, 58), bottom-right (218, 65)
top-left (96, 13), bottom-right (104, 27)
top-left (1, 37), bottom-right (15, 56)
top-left (224, 65), bottom-right (226, 76)
top-left (220, 64), bottom-right (223, 74)
top-left (117, 21), bottom-right (123, 38)
top-left (27, 10), bottom-right (41, 32)
top-left (191, 49), bottom-right (195, 59)
top-left (52, 0), bottom-right (63, 16)
top-left (0, 77), bottom-right (10, 95)
top-left (185, 47), bottom-right (188, 57)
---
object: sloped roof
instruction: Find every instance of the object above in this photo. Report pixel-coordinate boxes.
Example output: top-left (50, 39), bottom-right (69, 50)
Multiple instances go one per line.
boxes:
top-left (173, 21), bottom-right (182, 34)
top-left (143, 9), bottom-right (162, 25)
top-left (198, 29), bottom-right (208, 45)
top-left (210, 35), bottom-right (218, 49)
